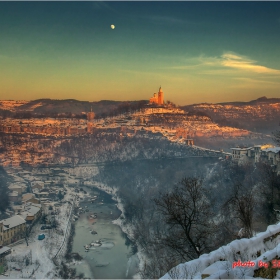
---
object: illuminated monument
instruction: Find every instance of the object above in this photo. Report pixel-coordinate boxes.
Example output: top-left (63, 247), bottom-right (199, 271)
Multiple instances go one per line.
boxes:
top-left (149, 86), bottom-right (164, 105)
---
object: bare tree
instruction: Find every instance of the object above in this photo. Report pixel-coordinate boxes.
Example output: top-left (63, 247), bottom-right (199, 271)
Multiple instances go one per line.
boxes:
top-left (154, 177), bottom-right (216, 262)
top-left (223, 183), bottom-right (255, 238)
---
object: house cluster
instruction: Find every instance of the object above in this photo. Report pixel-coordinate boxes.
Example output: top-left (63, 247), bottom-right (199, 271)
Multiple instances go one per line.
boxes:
top-left (9, 180), bottom-right (67, 206)
top-left (1, 196), bottom-right (43, 246)
top-left (0, 201), bottom-right (42, 267)
top-left (231, 144), bottom-right (280, 173)
top-left (0, 119), bottom-right (88, 136)
top-left (1, 180), bottom-right (62, 249)
top-left (0, 178), bottom-right (65, 266)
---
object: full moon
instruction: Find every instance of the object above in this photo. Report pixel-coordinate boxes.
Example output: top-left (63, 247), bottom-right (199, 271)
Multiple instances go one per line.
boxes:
top-left (111, 24), bottom-right (115, 29)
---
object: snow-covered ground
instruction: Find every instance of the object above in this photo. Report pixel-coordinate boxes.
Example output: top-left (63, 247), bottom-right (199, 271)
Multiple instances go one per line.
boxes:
top-left (1, 182), bottom-right (76, 279)
top-left (161, 222), bottom-right (280, 279)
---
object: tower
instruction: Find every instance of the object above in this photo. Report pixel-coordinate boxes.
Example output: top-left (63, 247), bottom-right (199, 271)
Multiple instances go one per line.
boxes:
top-left (87, 106), bottom-right (95, 133)
top-left (158, 86), bottom-right (164, 105)
top-left (87, 107), bottom-right (95, 121)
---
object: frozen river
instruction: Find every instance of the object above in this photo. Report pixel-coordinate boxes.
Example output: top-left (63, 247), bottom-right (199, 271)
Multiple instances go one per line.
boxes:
top-left (70, 187), bottom-right (138, 279)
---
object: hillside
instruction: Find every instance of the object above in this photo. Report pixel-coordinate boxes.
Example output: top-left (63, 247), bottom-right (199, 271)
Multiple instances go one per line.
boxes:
top-left (0, 99), bottom-right (137, 115)
top-left (182, 96), bottom-right (280, 134)
top-left (1, 97), bottom-right (279, 135)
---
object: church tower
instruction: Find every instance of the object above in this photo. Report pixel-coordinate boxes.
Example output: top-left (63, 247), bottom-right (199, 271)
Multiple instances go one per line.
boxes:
top-left (87, 106), bottom-right (95, 133)
top-left (87, 107), bottom-right (95, 121)
top-left (158, 86), bottom-right (164, 105)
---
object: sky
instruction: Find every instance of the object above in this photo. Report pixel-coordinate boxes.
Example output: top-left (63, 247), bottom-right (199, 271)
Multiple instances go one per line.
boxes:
top-left (0, 1), bottom-right (280, 105)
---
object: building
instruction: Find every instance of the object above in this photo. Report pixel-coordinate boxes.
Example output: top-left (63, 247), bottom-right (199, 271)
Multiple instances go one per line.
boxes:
top-left (149, 86), bottom-right (164, 105)
top-left (25, 197), bottom-right (40, 205)
top-left (231, 144), bottom-right (280, 173)
top-left (253, 144), bottom-right (274, 162)
top-left (259, 147), bottom-right (280, 165)
top-left (31, 183), bottom-right (43, 193)
top-left (87, 107), bottom-right (95, 133)
top-left (87, 111), bottom-right (95, 121)
top-left (231, 144), bottom-right (275, 162)
top-left (8, 191), bottom-right (20, 203)
top-left (186, 139), bottom-right (194, 146)
top-left (22, 193), bottom-right (35, 204)
top-left (20, 203), bottom-right (42, 224)
top-left (0, 215), bottom-right (26, 246)
top-left (87, 121), bottom-right (94, 133)
top-left (230, 147), bottom-right (253, 160)
top-left (8, 186), bottom-right (23, 196)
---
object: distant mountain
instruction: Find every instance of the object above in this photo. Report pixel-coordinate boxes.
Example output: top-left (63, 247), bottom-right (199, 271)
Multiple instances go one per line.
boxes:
top-left (13, 99), bottom-right (124, 114)
top-left (0, 99), bottom-right (148, 116)
top-left (217, 96), bottom-right (280, 106)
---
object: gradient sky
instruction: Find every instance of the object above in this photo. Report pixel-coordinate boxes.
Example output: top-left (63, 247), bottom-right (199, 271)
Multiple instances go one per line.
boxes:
top-left (1, 2), bottom-right (280, 105)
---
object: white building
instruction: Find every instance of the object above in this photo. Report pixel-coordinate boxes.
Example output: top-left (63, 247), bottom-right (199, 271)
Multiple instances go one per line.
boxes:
top-left (230, 147), bottom-right (253, 160)
top-left (231, 144), bottom-right (280, 173)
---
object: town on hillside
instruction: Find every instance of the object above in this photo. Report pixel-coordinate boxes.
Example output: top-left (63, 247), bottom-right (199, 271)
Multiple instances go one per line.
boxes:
top-left (0, 88), bottom-right (280, 279)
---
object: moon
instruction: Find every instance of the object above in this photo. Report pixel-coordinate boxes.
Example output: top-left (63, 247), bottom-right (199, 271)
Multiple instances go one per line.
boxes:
top-left (111, 24), bottom-right (115, 29)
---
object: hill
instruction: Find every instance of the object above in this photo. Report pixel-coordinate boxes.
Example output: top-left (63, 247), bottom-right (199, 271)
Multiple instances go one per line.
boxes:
top-left (181, 96), bottom-right (280, 134)
top-left (0, 99), bottom-right (148, 116)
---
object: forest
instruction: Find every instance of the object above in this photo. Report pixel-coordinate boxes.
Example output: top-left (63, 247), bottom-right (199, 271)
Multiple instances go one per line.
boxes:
top-left (98, 156), bottom-right (280, 278)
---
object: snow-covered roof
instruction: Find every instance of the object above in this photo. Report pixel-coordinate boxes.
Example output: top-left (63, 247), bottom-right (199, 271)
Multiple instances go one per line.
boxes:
top-left (230, 147), bottom-right (253, 151)
top-left (8, 185), bottom-right (22, 190)
top-left (262, 147), bottom-right (280, 153)
top-left (0, 246), bottom-right (11, 255)
top-left (9, 191), bottom-right (18, 197)
top-left (22, 193), bottom-right (34, 201)
top-left (32, 183), bottom-right (43, 189)
top-left (1, 215), bottom-right (26, 230)
top-left (23, 203), bottom-right (41, 216)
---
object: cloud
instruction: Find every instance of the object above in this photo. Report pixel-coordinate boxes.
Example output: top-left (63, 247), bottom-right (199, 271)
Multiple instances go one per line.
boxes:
top-left (221, 53), bottom-right (280, 74)
top-left (165, 52), bottom-right (280, 76)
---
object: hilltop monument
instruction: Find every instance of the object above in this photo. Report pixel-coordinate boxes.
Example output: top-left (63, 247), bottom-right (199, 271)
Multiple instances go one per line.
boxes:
top-left (149, 86), bottom-right (164, 105)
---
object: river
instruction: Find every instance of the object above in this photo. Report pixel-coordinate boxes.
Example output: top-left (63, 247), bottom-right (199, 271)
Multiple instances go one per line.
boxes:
top-left (70, 186), bottom-right (139, 279)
